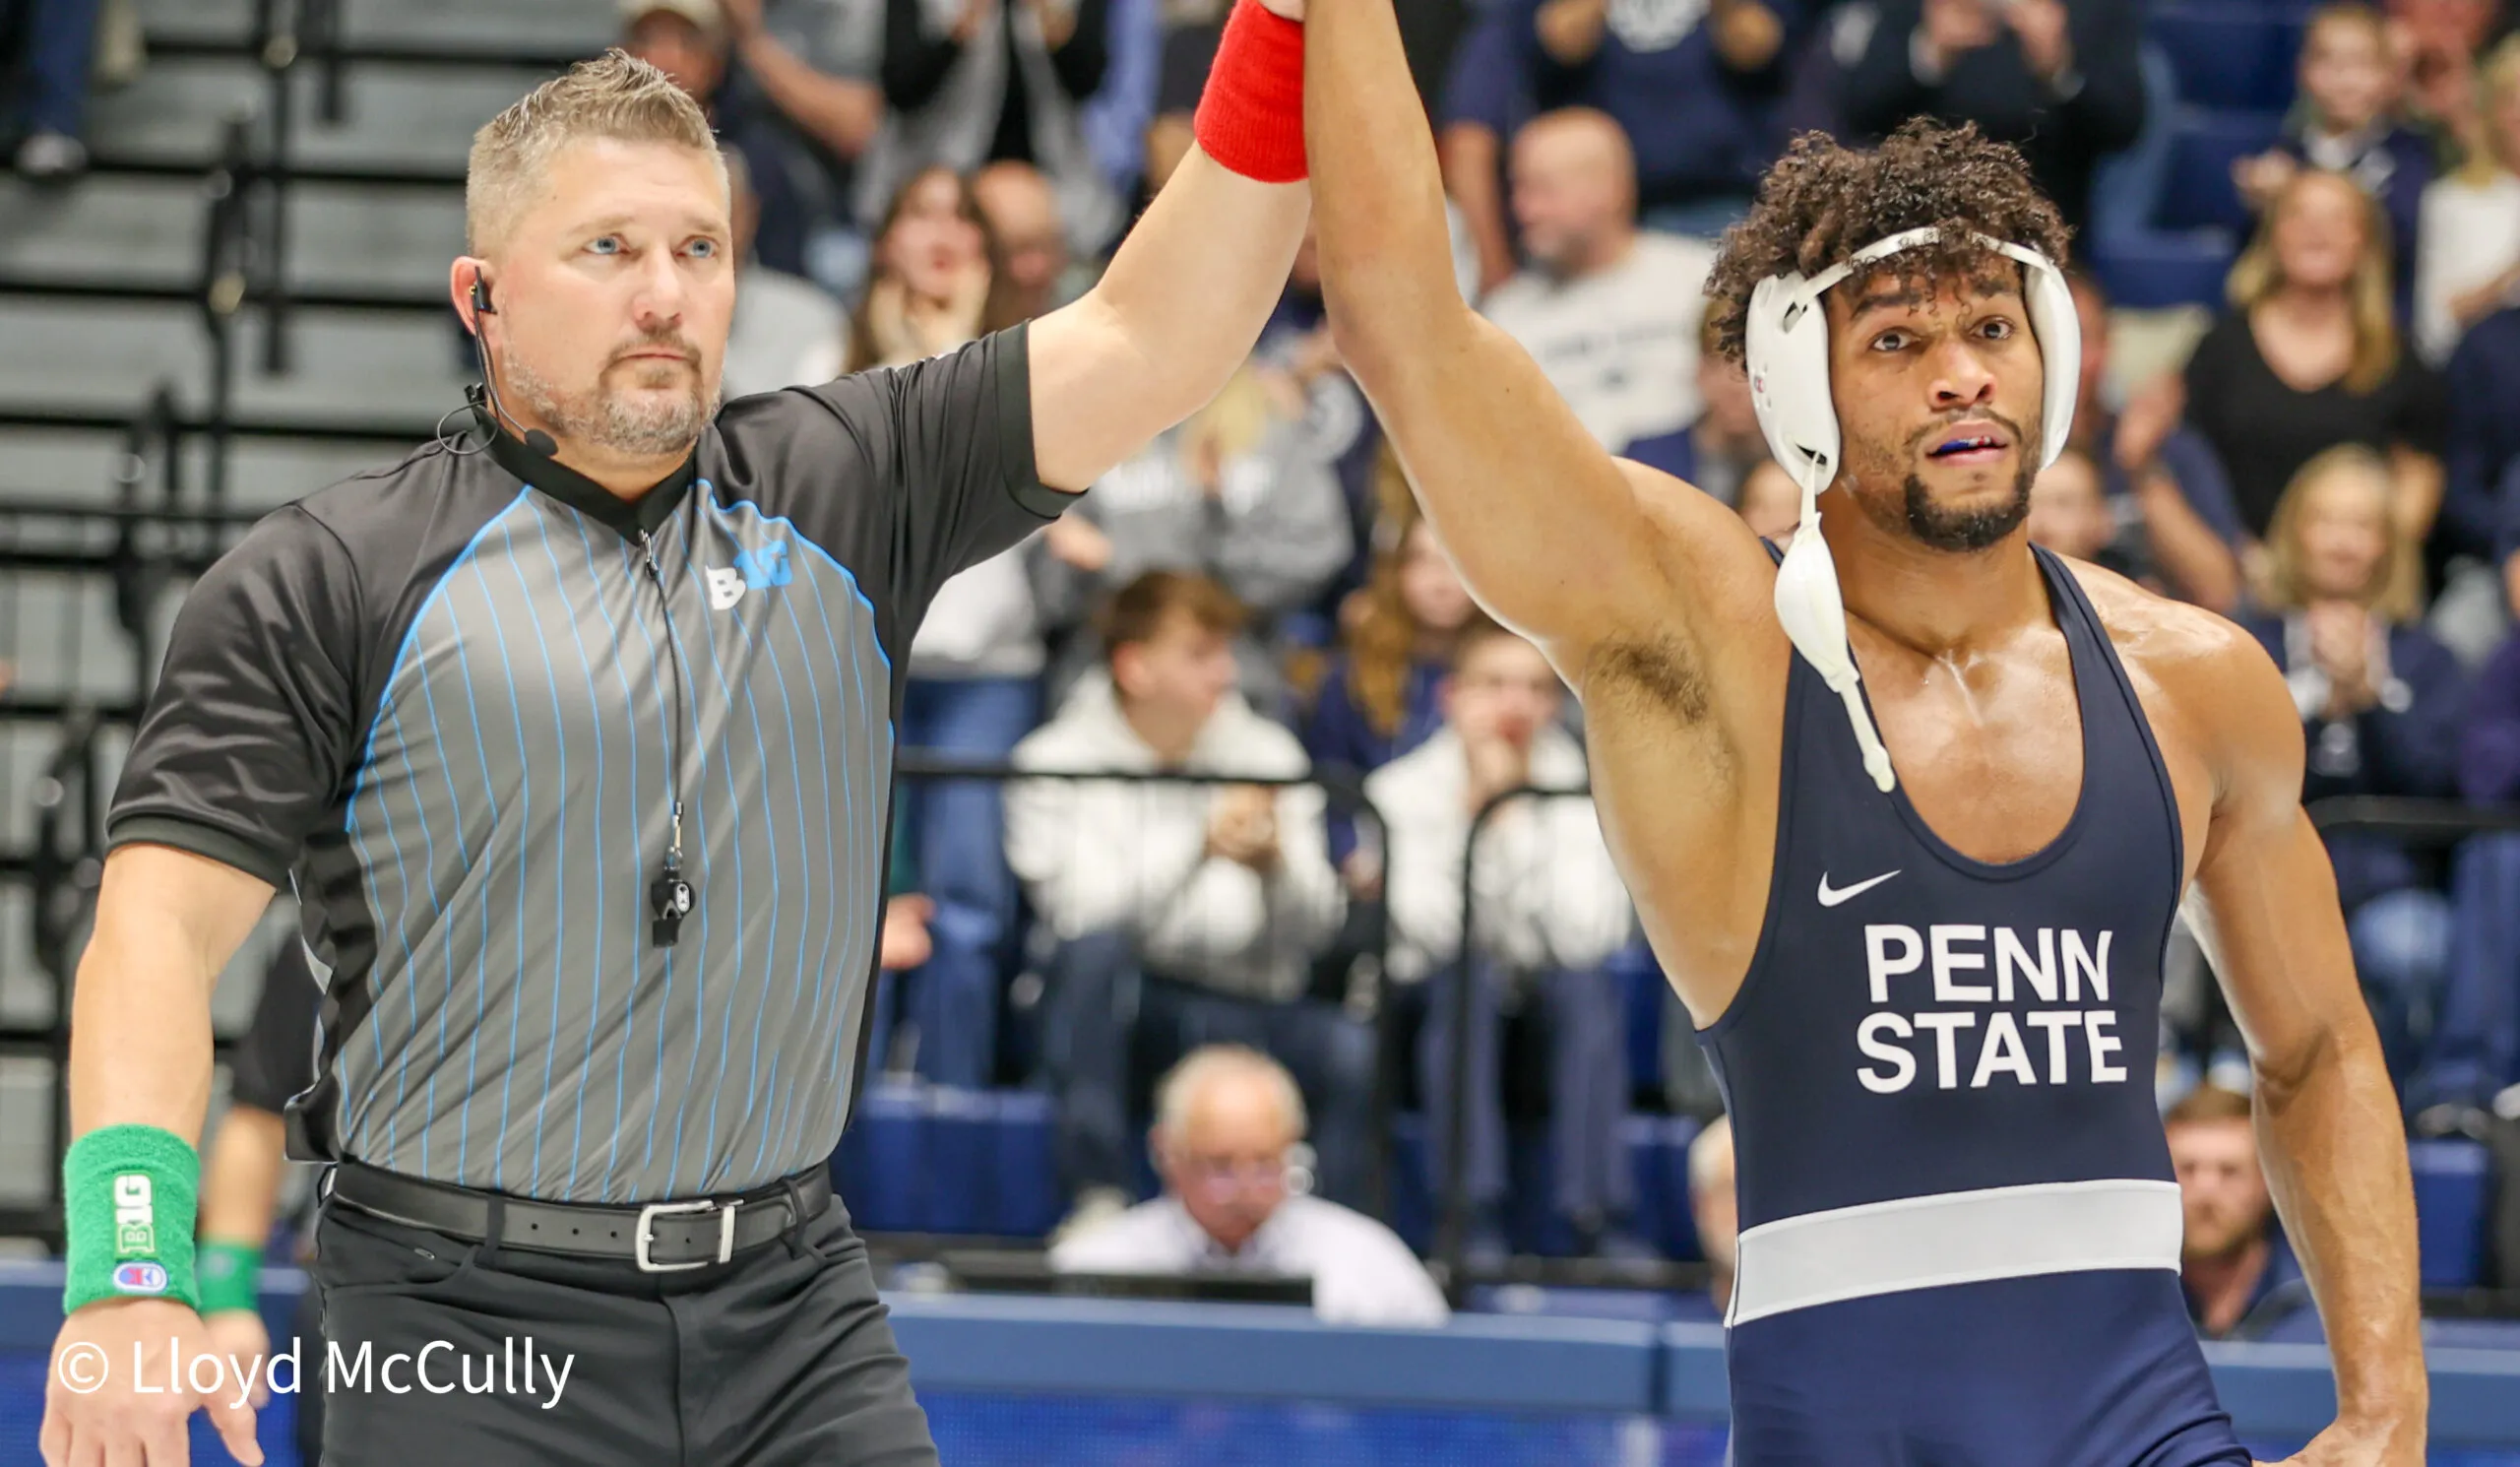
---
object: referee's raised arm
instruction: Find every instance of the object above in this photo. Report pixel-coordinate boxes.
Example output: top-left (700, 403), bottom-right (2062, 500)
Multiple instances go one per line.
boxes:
top-left (1022, 0), bottom-right (1312, 492)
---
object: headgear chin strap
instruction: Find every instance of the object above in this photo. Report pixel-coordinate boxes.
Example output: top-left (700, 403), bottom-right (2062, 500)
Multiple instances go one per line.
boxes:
top-left (1742, 225), bottom-right (2080, 793)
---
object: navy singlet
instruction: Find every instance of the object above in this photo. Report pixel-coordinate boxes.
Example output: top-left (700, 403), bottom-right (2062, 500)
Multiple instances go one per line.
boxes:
top-left (1697, 543), bottom-right (2248, 1467)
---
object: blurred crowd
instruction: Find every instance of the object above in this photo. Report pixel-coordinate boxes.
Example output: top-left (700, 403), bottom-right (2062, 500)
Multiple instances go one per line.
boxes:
top-left (10, 0), bottom-right (2520, 1281)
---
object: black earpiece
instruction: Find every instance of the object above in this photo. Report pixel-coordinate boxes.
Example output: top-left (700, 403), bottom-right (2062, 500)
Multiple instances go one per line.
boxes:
top-left (465, 271), bottom-right (557, 457)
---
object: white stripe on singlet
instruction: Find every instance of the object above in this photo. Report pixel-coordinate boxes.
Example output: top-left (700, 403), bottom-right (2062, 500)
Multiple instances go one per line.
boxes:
top-left (1727, 1178), bottom-right (2184, 1326)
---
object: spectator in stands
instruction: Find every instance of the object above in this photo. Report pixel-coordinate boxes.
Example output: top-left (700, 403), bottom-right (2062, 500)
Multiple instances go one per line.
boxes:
top-left (2245, 446), bottom-right (2469, 1089)
top-left (1076, 0), bottom-right (1160, 202)
top-left (627, 0), bottom-right (884, 286)
top-left (2388, 0), bottom-right (2502, 155)
top-left (1840, 0), bottom-right (2145, 236)
top-left (2235, 4), bottom-right (2431, 318)
top-left (1050, 1046), bottom-right (1450, 1325)
top-left (1683, 1114), bottom-right (1736, 1321)
top-left (4, 0), bottom-right (101, 178)
top-left (1304, 517), bottom-right (1479, 783)
top-left (2181, 168), bottom-right (2446, 555)
top-left (2170, 1084), bottom-right (2309, 1340)
top-left (866, 0), bottom-right (1124, 264)
top-left (1479, 109), bottom-right (1716, 478)
top-left (843, 164), bottom-right (1022, 371)
top-left (1007, 572), bottom-right (1362, 1225)
top-left (1437, 8), bottom-right (1537, 297)
top-left (2442, 301), bottom-right (2520, 578)
top-left (2067, 271), bottom-right (2246, 611)
top-left (2405, 626), bottom-right (2520, 1123)
top-left (721, 152), bottom-right (849, 396)
top-left (844, 164), bottom-right (1039, 1084)
top-left (1368, 617), bottom-right (1640, 1258)
top-left (1029, 361), bottom-right (1354, 720)
top-left (2028, 447), bottom-right (2126, 570)
top-left (1250, 225), bottom-right (1388, 604)
top-left (1680, 315), bottom-right (1771, 508)
top-left (1505, 0), bottom-right (1799, 241)
top-left (2414, 37), bottom-right (2520, 363)
top-left (1733, 458), bottom-right (1800, 542)
top-left (973, 159), bottom-right (1087, 321)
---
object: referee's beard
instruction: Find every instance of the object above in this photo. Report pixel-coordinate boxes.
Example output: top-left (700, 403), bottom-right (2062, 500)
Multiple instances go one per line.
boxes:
top-left (504, 337), bottom-right (721, 460)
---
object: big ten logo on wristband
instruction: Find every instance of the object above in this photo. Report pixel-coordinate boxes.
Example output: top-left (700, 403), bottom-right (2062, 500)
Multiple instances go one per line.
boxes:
top-left (112, 1176), bottom-right (155, 1253)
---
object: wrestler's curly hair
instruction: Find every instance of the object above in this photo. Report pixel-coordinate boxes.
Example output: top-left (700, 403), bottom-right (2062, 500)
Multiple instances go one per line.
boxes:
top-left (1702, 119), bottom-right (2072, 368)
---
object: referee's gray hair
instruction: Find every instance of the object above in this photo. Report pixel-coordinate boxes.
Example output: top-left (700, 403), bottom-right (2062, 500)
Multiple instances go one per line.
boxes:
top-left (1154, 1045), bottom-right (1308, 1143)
top-left (467, 49), bottom-right (726, 254)
top-left (1687, 1114), bottom-right (1733, 1196)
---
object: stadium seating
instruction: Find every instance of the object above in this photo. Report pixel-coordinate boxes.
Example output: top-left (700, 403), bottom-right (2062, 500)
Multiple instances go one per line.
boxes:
top-left (835, 1088), bottom-right (2497, 1290)
top-left (2148, 6), bottom-right (2303, 112)
top-left (2414, 1138), bottom-right (2496, 1290)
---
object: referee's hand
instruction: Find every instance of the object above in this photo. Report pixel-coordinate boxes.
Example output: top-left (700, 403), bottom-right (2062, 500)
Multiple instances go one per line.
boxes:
top-left (42, 1298), bottom-right (264, 1467)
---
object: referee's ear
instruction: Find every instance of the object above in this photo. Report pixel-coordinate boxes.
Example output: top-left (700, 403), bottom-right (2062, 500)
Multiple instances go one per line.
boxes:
top-left (449, 257), bottom-right (492, 337)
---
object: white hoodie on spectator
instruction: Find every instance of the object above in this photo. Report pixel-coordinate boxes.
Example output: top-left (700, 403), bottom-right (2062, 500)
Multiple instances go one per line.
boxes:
top-left (1006, 673), bottom-right (1345, 1001)
top-left (909, 538), bottom-right (1047, 679)
top-left (1365, 724), bottom-right (1634, 986)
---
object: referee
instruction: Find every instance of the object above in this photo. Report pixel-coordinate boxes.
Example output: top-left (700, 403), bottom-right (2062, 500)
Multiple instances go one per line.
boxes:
top-left (43, 11), bottom-right (1314, 1464)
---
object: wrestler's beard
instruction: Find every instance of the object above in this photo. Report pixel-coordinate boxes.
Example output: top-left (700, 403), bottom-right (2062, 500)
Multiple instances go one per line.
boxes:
top-left (1847, 410), bottom-right (2038, 553)
top-left (504, 346), bottom-right (718, 459)
top-left (1899, 464), bottom-right (2035, 552)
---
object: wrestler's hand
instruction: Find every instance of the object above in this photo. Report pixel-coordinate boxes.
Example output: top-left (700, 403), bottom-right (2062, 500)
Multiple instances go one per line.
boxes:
top-left (1257, 0), bottom-right (1302, 23)
top-left (2255, 1412), bottom-right (2423, 1467)
top-left (42, 1297), bottom-right (264, 1466)
top-left (203, 1307), bottom-right (275, 1409)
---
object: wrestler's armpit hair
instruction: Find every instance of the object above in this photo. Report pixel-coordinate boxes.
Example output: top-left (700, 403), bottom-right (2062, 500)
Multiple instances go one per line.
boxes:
top-left (466, 48), bottom-right (725, 255)
top-left (1701, 119), bottom-right (2072, 367)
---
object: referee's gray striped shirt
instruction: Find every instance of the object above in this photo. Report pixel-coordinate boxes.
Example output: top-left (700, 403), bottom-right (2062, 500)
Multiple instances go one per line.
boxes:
top-left (108, 327), bottom-right (1068, 1203)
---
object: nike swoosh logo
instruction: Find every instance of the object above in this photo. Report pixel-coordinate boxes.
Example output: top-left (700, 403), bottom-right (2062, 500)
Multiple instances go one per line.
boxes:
top-left (1816, 869), bottom-right (1901, 907)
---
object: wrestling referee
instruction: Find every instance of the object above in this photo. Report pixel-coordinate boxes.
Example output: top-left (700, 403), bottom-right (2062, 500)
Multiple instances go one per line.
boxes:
top-left (42, 9), bottom-right (1315, 1463)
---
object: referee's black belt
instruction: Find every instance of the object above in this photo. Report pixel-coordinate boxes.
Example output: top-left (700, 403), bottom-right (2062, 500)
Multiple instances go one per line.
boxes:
top-left (326, 1159), bottom-right (833, 1272)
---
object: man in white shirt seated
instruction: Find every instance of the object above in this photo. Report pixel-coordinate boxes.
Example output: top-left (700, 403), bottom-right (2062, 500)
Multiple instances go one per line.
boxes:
top-left (1050, 1045), bottom-right (1451, 1328)
top-left (1007, 571), bottom-right (1362, 1233)
top-left (1361, 615), bottom-right (1641, 1259)
top-left (719, 149), bottom-right (845, 398)
top-left (1477, 108), bottom-right (1717, 479)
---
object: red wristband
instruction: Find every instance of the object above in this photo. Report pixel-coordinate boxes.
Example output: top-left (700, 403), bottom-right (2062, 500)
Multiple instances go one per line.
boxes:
top-left (1194, 0), bottom-right (1307, 184)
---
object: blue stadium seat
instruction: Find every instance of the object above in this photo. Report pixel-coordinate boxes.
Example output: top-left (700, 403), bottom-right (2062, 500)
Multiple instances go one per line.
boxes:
top-left (1389, 1114), bottom-right (1433, 1252)
top-left (833, 1081), bottom-right (929, 1232)
top-left (2088, 233), bottom-right (2241, 308)
top-left (924, 1085), bottom-right (997, 1235)
top-left (991, 1089), bottom-right (1062, 1238)
top-left (2148, 6), bottom-right (2300, 111)
top-left (2411, 1137), bottom-right (2493, 1289)
top-left (2159, 107), bottom-right (2286, 234)
top-left (832, 1083), bottom-right (1063, 1237)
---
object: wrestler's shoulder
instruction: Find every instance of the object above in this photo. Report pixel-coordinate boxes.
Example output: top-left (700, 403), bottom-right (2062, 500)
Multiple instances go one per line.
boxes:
top-left (2059, 555), bottom-right (2293, 733)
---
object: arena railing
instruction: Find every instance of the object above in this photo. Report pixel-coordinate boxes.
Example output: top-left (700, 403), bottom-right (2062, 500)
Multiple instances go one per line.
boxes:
top-left (0, 392), bottom-right (270, 1248)
top-left (0, 3), bottom-right (586, 430)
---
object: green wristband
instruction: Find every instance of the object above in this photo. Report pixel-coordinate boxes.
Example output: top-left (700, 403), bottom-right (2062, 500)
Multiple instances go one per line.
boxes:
top-left (63, 1124), bottom-right (202, 1314)
top-left (196, 1240), bottom-right (263, 1316)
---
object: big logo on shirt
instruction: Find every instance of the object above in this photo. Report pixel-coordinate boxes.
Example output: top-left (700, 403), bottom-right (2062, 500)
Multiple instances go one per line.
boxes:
top-left (1855, 924), bottom-right (2130, 1094)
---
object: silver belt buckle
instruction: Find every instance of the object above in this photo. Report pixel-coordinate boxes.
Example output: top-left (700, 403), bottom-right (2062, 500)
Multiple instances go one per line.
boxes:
top-left (634, 1197), bottom-right (737, 1272)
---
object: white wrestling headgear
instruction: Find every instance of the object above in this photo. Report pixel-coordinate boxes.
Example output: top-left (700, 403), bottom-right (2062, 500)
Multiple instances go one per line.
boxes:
top-left (1743, 224), bottom-right (2080, 792)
